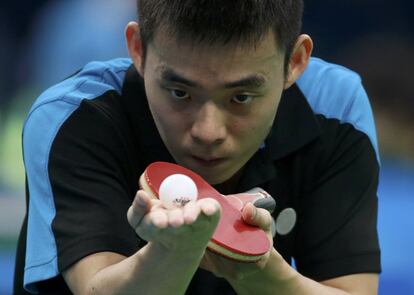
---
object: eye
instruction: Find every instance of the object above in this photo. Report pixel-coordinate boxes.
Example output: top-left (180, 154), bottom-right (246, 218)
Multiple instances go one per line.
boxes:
top-left (232, 94), bottom-right (253, 104)
top-left (170, 89), bottom-right (190, 100)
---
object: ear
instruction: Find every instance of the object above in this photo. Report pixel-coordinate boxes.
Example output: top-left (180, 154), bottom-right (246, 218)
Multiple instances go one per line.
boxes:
top-left (284, 34), bottom-right (313, 89)
top-left (125, 21), bottom-right (145, 75)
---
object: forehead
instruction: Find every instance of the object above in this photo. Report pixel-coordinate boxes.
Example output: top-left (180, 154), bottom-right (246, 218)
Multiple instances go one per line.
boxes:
top-left (146, 29), bottom-right (283, 72)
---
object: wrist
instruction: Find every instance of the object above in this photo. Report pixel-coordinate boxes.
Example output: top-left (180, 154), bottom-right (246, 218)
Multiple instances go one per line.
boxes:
top-left (145, 242), bottom-right (206, 264)
top-left (228, 249), bottom-right (299, 294)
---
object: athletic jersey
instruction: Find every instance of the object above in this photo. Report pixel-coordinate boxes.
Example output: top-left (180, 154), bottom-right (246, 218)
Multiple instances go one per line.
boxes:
top-left (13, 57), bottom-right (381, 294)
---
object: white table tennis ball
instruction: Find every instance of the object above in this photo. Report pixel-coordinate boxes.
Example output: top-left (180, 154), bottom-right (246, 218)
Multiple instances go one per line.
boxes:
top-left (159, 174), bottom-right (198, 208)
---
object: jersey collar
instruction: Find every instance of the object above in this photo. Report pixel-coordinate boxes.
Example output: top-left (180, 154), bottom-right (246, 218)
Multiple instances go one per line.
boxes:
top-left (266, 83), bottom-right (321, 161)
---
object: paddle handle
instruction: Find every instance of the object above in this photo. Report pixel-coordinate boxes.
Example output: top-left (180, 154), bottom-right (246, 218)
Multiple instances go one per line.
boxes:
top-left (226, 187), bottom-right (276, 213)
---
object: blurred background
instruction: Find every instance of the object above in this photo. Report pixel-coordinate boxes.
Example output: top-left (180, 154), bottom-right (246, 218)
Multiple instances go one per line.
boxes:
top-left (0, 0), bottom-right (413, 294)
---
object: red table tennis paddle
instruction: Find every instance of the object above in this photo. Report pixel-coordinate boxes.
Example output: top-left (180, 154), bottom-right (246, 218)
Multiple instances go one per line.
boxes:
top-left (139, 161), bottom-right (272, 262)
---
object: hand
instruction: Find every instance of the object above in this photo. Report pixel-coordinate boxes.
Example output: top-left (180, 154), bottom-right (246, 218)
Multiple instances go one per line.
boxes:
top-left (127, 190), bottom-right (221, 254)
top-left (200, 203), bottom-right (275, 281)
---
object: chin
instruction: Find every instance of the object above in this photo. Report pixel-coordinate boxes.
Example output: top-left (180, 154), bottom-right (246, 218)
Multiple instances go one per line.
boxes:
top-left (175, 157), bottom-right (238, 185)
top-left (201, 168), bottom-right (238, 186)
top-left (205, 177), bottom-right (227, 186)
top-left (193, 171), bottom-right (222, 185)
top-left (184, 167), bottom-right (226, 185)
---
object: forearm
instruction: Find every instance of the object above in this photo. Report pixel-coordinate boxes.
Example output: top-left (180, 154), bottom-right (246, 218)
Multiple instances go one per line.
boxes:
top-left (85, 243), bottom-right (203, 295)
top-left (227, 250), bottom-right (352, 295)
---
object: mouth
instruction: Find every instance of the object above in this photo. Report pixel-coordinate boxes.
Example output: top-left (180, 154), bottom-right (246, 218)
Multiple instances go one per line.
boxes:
top-left (191, 155), bottom-right (226, 167)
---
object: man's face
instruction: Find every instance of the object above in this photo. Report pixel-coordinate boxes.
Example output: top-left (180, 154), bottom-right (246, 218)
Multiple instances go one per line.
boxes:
top-left (140, 31), bottom-right (286, 185)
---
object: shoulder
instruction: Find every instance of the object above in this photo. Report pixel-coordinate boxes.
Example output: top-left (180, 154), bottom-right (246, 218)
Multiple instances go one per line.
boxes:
top-left (297, 57), bottom-right (379, 163)
top-left (297, 57), bottom-right (365, 121)
top-left (27, 58), bottom-right (132, 114)
top-left (23, 58), bottom-right (133, 146)
top-left (22, 58), bottom-right (135, 183)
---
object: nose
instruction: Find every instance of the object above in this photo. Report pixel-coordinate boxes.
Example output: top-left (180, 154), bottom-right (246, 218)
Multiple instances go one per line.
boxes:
top-left (190, 102), bottom-right (227, 145)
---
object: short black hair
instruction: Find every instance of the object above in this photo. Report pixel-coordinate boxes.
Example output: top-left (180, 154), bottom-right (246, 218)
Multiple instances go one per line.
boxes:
top-left (137, 0), bottom-right (304, 74)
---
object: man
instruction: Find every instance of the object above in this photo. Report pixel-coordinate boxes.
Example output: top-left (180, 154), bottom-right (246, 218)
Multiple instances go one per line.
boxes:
top-left (14, 1), bottom-right (381, 294)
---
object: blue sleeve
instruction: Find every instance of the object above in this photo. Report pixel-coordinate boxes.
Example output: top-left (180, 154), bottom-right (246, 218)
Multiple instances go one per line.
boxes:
top-left (297, 57), bottom-right (380, 164)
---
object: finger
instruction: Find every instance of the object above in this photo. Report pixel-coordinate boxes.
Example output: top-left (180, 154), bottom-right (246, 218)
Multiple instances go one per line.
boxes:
top-left (242, 202), bottom-right (272, 231)
top-left (148, 210), bottom-right (169, 229)
top-left (139, 187), bottom-right (164, 209)
top-left (199, 198), bottom-right (221, 217)
top-left (193, 198), bottom-right (221, 234)
top-left (167, 207), bottom-right (185, 228)
top-left (183, 201), bottom-right (201, 225)
top-left (146, 194), bottom-right (164, 209)
top-left (127, 190), bottom-right (151, 229)
top-left (135, 210), bottom-right (167, 242)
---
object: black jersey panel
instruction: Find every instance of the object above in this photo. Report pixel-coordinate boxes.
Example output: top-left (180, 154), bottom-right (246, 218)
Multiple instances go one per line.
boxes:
top-left (292, 118), bottom-right (381, 280)
top-left (48, 91), bottom-right (142, 273)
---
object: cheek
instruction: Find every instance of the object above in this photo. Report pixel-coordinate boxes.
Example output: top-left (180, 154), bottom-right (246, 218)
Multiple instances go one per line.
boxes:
top-left (228, 115), bottom-right (271, 152)
top-left (146, 95), bottom-right (189, 146)
top-left (232, 104), bottom-right (278, 150)
top-left (150, 103), bottom-right (180, 134)
top-left (145, 90), bottom-right (171, 133)
top-left (237, 103), bottom-right (277, 135)
top-left (145, 82), bottom-right (170, 124)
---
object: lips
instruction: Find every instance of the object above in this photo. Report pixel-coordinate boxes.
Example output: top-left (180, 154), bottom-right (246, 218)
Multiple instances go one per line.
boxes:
top-left (191, 155), bottom-right (226, 167)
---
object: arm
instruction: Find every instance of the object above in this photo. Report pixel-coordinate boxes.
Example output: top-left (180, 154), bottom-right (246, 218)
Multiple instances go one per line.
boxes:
top-left (225, 74), bottom-right (381, 293)
top-left (201, 182), bottom-right (379, 295)
top-left (201, 205), bottom-right (378, 295)
top-left (63, 191), bottom-right (221, 295)
top-left (63, 245), bottom-right (202, 295)
top-left (227, 249), bottom-right (378, 295)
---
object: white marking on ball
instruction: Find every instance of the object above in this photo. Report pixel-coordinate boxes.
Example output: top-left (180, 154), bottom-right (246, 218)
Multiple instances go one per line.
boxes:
top-left (159, 174), bottom-right (198, 208)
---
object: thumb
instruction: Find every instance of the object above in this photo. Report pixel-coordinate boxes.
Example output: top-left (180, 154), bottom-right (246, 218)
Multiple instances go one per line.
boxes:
top-left (127, 190), bottom-right (151, 229)
top-left (242, 202), bottom-right (272, 232)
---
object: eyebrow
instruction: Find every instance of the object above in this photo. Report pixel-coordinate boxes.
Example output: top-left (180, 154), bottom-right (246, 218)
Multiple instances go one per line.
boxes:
top-left (160, 68), bottom-right (267, 89)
